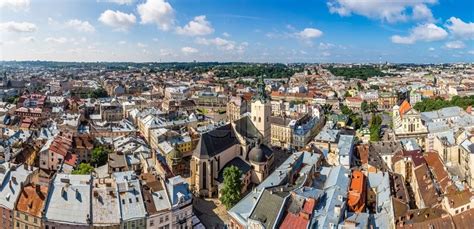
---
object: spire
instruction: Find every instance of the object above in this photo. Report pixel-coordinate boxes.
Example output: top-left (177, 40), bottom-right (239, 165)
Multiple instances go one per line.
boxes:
top-left (254, 74), bottom-right (268, 102)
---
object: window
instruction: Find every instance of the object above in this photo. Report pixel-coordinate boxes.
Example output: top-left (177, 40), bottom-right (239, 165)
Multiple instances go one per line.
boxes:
top-left (150, 220), bottom-right (154, 226)
top-left (24, 215), bottom-right (28, 221)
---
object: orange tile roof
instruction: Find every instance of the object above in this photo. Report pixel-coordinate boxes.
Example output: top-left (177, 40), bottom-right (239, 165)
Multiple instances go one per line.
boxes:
top-left (348, 170), bottom-right (366, 213)
top-left (399, 100), bottom-right (411, 118)
top-left (16, 185), bottom-right (48, 217)
top-left (280, 198), bottom-right (315, 229)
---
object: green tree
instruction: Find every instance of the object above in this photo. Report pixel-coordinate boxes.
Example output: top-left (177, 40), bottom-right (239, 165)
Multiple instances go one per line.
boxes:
top-left (72, 163), bottom-right (94, 175)
top-left (369, 102), bottom-right (378, 113)
top-left (344, 91), bottom-right (351, 98)
top-left (341, 105), bottom-right (352, 115)
top-left (220, 165), bottom-right (242, 209)
top-left (369, 114), bottom-right (382, 141)
top-left (91, 145), bottom-right (110, 167)
top-left (361, 100), bottom-right (369, 112)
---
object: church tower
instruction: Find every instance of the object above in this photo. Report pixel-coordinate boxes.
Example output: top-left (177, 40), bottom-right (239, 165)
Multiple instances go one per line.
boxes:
top-left (251, 75), bottom-right (271, 144)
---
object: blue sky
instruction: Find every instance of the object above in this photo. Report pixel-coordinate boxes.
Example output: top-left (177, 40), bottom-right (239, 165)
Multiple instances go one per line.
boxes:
top-left (0, 0), bottom-right (473, 63)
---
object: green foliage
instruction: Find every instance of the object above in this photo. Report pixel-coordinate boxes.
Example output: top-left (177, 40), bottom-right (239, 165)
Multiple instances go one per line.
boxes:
top-left (91, 145), bottom-right (110, 167)
top-left (220, 165), bottom-right (242, 209)
top-left (369, 85), bottom-right (380, 90)
top-left (72, 163), bottom-right (94, 175)
top-left (88, 88), bottom-right (108, 98)
top-left (340, 105), bottom-right (363, 130)
top-left (344, 91), bottom-right (351, 98)
top-left (413, 96), bottom-right (474, 112)
top-left (327, 66), bottom-right (389, 80)
top-left (214, 64), bottom-right (299, 79)
top-left (361, 100), bottom-right (369, 112)
top-left (341, 105), bottom-right (352, 115)
top-left (321, 104), bottom-right (333, 115)
top-left (369, 102), bottom-right (378, 113)
top-left (5, 95), bottom-right (18, 104)
top-left (369, 114), bottom-right (382, 141)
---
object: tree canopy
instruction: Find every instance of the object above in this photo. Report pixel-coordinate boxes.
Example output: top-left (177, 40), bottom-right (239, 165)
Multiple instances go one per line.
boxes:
top-left (72, 163), bottom-right (94, 175)
top-left (219, 165), bottom-right (242, 209)
top-left (91, 145), bottom-right (111, 167)
top-left (413, 96), bottom-right (474, 112)
top-left (327, 66), bottom-right (389, 80)
top-left (369, 114), bottom-right (382, 141)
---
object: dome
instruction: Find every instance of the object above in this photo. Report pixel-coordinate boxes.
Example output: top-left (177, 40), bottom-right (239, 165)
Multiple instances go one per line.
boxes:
top-left (249, 144), bottom-right (265, 163)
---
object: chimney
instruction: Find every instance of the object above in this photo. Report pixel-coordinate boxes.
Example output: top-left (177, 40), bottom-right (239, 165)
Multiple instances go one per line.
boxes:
top-left (334, 205), bottom-right (341, 217)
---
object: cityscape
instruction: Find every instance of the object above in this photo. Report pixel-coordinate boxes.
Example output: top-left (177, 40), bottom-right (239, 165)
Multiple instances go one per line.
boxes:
top-left (1, 0), bottom-right (474, 229)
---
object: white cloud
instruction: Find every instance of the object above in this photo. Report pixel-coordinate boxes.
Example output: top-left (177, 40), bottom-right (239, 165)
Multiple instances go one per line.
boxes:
top-left (391, 23), bottom-right (447, 44)
top-left (196, 37), bottom-right (234, 50)
top-left (66, 19), bottom-right (95, 32)
top-left (196, 37), bottom-right (248, 53)
top-left (446, 17), bottom-right (474, 40)
top-left (444, 40), bottom-right (465, 49)
top-left (137, 42), bottom-right (147, 48)
top-left (102, 0), bottom-right (134, 5)
top-left (181, 46), bottom-right (198, 54)
top-left (295, 28), bottom-right (323, 40)
top-left (319, 42), bottom-right (335, 50)
top-left (429, 47), bottom-right (435, 51)
top-left (222, 32), bottom-right (230, 37)
top-left (137, 0), bottom-right (175, 31)
top-left (0, 21), bottom-right (37, 33)
top-left (45, 37), bottom-right (68, 44)
top-left (0, 0), bottom-right (30, 11)
top-left (327, 0), bottom-right (437, 23)
top-left (412, 4), bottom-right (433, 21)
top-left (118, 40), bottom-right (127, 45)
top-left (176, 15), bottom-right (214, 36)
top-left (468, 50), bottom-right (474, 55)
top-left (98, 10), bottom-right (136, 31)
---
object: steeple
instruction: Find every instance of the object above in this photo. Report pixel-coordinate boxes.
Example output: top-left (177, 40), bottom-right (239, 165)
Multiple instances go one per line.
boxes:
top-left (254, 74), bottom-right (268, 102)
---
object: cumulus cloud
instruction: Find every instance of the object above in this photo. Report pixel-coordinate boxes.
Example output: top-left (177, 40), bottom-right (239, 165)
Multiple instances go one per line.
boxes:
top-left (66, 19), bottom-right (95, 32)
top-left (0, 0), bottom-right (30, 11)
top-left (196, 37), bottom-right (234, 50)
top-left (44, 37), bottom-right (68, 44)
top-left (181, 46), bottom-right (198, 54)
top-left (445, 17), bottom-right (474, 40)
top-left (99, 10), bottom-right (136, 31)
top-left (444, 40), bottom-right (465, 49)
top-left (327, 0), bottom-right (437, 23)
top-left (391, 23), bottom-right (447, 44)
top-left (137, 0), bottom-right (175, 31)
top-left (176, 15), bottom-right (214, 36)
top-left (295, 28), bottom-right (323, 40)
top-left (0, 21), bottom-right (37, 33)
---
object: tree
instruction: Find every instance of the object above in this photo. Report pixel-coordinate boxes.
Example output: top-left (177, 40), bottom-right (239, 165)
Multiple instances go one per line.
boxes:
top-left (369, 102), bottom-right (378, 113)
top-left (369, 114), bottom-right (382, 141)
top-left (321, 104), bottom-right (333, 115)
top-left (341, 105), bottom-right (352, 116)
top-left (344, 91), bottom-right (351, 98)
top-left (220, 165), bottom-right (242, 209)
top-left (361, 100), bottom-right (369, 112)
top-left (72, 163), bottom-right (94, 175)
top-left (91, 146), bottom-right (110, 167)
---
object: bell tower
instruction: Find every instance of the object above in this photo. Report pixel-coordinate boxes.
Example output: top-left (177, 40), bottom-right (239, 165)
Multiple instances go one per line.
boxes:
top-left (251, 75), bottom-right (271, 144)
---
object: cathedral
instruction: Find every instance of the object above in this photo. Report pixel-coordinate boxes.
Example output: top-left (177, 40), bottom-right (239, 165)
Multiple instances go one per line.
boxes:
top-left (190, 76), bottom-right (274, 197)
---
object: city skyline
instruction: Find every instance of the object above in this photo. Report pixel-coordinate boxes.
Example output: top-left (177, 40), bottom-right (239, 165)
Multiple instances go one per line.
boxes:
top-left (1, 0), bottom-right (474, 63)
